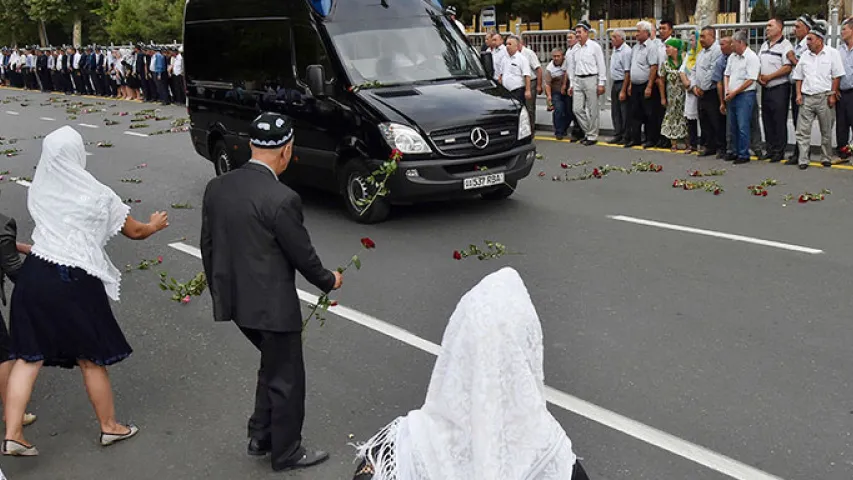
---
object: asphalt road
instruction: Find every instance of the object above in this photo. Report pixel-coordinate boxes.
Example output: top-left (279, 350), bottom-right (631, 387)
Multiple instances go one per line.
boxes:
top-left (1, 87), bottom-right (853, 480)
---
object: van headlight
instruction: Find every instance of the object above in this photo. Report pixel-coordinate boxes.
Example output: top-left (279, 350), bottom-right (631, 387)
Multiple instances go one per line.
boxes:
top-left (379, 123), bottom-right (432, 154)
top-left (518, 108), bottom-right (532, 140)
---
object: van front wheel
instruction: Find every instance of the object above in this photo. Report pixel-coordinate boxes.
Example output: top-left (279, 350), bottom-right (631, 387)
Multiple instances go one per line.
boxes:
top-left (340, 160), bottom-right (391, 224)
top-left (213, 140), bottom-right (233, 176)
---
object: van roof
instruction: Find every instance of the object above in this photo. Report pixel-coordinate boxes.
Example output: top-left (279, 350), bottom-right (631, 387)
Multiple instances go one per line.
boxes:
top-left (185, 0), bottom-right (442, 23)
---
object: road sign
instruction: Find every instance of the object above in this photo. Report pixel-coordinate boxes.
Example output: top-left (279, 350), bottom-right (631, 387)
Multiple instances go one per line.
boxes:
top-left (481, 6), bottom-right (496, 28)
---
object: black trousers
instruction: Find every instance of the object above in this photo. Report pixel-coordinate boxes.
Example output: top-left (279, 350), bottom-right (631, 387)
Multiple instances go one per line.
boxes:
top-left (611, 80), bottom-right (629, 140)
top-left (836, 89), bottom-right (853, 149)
top-left (171, 74), bottom-right (185, 104)
top-left (239, 327), bottom-right (305, 470)
top-left (629, 82), bottom-right (660, 145)
top-left (698, 88), bottom-right (724, 153)
top-left (762, 83), bottom-right (790, 158)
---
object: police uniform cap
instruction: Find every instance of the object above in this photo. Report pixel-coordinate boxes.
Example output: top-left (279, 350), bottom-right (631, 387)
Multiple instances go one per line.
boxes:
top-left (250, 112), bottom-right (295, 149)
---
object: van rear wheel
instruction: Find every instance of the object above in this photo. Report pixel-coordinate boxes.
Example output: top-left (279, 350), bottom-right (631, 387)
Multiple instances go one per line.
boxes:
top-left (340, 159), bottom-right (391, 224)
top-left (213, 140), bottom-right (233, 176)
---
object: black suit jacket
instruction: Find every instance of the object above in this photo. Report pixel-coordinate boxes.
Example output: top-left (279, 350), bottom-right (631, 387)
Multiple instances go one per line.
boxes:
top-left (201, 162), bottom-right (335, 332)
top-left (0, 214), bottom-right (22, 306)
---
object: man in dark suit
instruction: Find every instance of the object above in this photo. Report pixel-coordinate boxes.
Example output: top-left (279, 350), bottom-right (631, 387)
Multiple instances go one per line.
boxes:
top-left (201, 112), bottom-right (342, 473)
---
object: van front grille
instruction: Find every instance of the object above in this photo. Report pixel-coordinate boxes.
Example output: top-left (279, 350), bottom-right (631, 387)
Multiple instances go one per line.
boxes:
top-left (429, 122), bottom-right (517, 157)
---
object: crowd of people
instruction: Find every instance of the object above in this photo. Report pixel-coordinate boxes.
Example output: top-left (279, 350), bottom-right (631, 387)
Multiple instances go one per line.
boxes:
top-left (0, 43), bottom-right (185, 105)
top-left (482, 14), bottom-right (853, 169)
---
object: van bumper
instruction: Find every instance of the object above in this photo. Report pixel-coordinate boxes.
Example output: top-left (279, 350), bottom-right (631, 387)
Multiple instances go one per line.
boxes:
top-left (385, 143), bottom-right (536, 203)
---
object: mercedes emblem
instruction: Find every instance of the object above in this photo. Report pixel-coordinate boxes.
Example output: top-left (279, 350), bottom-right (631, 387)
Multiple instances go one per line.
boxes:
top-left (470, 127), bottom-right (490, 149)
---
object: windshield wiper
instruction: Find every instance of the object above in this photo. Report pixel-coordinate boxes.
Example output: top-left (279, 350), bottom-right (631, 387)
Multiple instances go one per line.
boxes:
top-left (416, 75), bottom-right (479, 84)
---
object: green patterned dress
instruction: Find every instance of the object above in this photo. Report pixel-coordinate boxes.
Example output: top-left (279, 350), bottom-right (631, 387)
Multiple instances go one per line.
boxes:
top-left (661, 60), bottom-right (688, 141)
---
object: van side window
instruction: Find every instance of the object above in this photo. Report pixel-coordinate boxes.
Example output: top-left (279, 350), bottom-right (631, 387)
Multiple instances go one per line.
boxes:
top-left (185, 19), bottom-right (294, 89)
top-left (293, 25), bottom-right (333, 86)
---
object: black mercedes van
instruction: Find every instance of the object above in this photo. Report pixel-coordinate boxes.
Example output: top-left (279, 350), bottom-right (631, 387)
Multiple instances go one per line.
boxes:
top-left (184, 0), bottom-right (536, 223)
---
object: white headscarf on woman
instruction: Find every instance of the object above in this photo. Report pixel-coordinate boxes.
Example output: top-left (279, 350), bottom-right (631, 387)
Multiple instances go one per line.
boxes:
top-left (357, 267), bottom-right (577, 480)
top-left (28, 126), bottom-right (130, 301)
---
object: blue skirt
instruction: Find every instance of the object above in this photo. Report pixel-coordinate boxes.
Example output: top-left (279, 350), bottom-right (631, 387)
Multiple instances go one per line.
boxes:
top-left (9, 256), bottom-right (132, 369)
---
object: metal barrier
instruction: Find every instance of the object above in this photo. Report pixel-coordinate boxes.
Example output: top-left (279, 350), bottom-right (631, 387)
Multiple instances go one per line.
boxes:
top-left (468, 32), bottom-right (487, 51)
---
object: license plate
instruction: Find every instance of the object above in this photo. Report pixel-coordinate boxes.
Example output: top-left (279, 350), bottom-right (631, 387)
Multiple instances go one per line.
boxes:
top-left (464, 172), bottom-right (505, 190)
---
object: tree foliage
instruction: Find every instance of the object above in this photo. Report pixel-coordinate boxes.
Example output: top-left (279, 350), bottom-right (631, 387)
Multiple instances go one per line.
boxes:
top-left (102, 0), bottom-right (184, 44)
top-left (0, 0), bottom-right (37, 45)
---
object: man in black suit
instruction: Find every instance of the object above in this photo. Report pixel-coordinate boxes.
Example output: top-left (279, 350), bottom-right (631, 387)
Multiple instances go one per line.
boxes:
top-left (201, 112), bottom-right (342, 473)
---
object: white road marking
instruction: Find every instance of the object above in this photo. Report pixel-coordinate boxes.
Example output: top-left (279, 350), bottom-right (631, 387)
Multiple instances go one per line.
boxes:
top-left (608, 215), bottom-right (823, 255)
top-left (5, 111), bottom-right (19, 116)
top-left (123, 131), bottom-right (148, 138)
top-left (86, 152), bottom-right (93, 156)
top-left (14, 179), bottom-right (31, 187)
top-left (168, 240), bottom-right (784, 480)
top-left (39, 117), bottom-right (55, 121)
top-left (78, 123), bottom-right (99, 129)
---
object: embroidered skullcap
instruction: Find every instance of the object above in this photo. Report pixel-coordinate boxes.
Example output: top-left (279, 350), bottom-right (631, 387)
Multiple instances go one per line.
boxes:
top-left (797, 14), bottom-right (814, 30)
top-left (250, 112), bottom-right (294, 149)
top-left (446, 6), bottom-right (456, 15)
top-left (575, 20), bottom-right (592, 31)
top-left (811, 22), bottom-right (827, 39)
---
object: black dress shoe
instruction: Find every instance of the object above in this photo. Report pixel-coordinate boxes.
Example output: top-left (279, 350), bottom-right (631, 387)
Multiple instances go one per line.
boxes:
top-left (247, 438), bottom-right (271, 456)
top-left (799, 164), bottom-right (808, 170)
top-left (733, 158), bottom-right (750, 165)
top-left (642, 142), bottom-right (656, 149)
top-left (725, 154), bottom-right (736, 161)
top-left (769, 155), bottom-right (782, 163)
top-left (582, 139), bottom-right (597, 146)
top-left (697, 149), bottom-right (717, 157)
top-left (623, 141), bottom-right (640, 148)
top-left (822, 160), bottom-right (832, 167)
top-left (273, 447), bottom-right (329, 472)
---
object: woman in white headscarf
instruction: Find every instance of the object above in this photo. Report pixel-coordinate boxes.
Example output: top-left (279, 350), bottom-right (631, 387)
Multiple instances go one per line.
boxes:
top-left (2, 126), bottom-right (169, 457)
top-left (353, 267), bottom-right (588, 480)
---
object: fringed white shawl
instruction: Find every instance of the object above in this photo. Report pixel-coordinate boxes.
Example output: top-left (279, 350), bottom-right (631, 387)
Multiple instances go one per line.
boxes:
top-left (357, 267), bottom-right (577, 479)
top-left (28, 126), bottom-right (130, 301)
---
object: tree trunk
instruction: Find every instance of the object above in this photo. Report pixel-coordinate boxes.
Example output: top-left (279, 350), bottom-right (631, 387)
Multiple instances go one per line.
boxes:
top-left (38, 21), bottom-right (48, 47)
top-left (675, 0), bottom-right (690, 23)
top-left (694, 0), bottom-right (718, 27)
top-left (769, 0), bottom-right (775, 16)
top-left (73, 13), bottom-right (83, 48)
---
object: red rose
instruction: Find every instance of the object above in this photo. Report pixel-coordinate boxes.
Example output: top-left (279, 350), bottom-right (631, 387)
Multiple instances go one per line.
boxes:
top-left (453, 250), bottom-right (463, 260)
top-left (714, 189), bottom-right (721, 195)
top-left (474, 165), bottom-right (480, 171)
top-left (157, 256), bottom-right (163, 264)
top-left (761, 190), bottom-right (768, 197)
top-left (538, 171), bottom-right (546, 177)
top-left (360, 237), bottom-right (376, 249)
top-left (592, 168), bottom-right (601, 178)
top-left (683, 184), bottom-right (689, 190)
top-left (181, 295), bottom-right (191, 304)
top-left (690, 170), bottom-right (700, 177)
top-left (820, 195), bottom-right (825, 201)
top-left (654, 165), bottom-right (663, 172)
top-left (672, 180), bottom-right (680, 188)
top-left (390, 149), bottom-right (403, 163)
top-left (560, 162), bottom-right (569, 169)
top-left (798, 195), bottom-right (808, 203)
top-left (330, 301), bottom-right (339, 307)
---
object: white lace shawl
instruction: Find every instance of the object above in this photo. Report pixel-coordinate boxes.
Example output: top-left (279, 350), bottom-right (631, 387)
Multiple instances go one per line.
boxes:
top-left (357, 267), bottom-right (577, 480)
top-left (28, 126), bottom-right (130, 301)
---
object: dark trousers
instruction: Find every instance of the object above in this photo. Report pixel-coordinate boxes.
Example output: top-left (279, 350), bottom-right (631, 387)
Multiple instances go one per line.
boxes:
top-left (611, 80), bottom-right (629, 140)
top-left (171, 74), bottom-right (185, 104)
top-left (629, 82), bottom-right (659, 144)
top-left (790, 84), bottom-right (800, 158)
top-left (239, 327), bottom-right (305, 470)
top-left (836, 89), bottom-right (853, 149)
top-left (551, 91), bottom-right (570, 136)
top-left (688, 119), bottom-right (698, 148)
top-left (762, 83), bottom-right (790, 158)
top-left (698, 88), bottom-right (724, 153)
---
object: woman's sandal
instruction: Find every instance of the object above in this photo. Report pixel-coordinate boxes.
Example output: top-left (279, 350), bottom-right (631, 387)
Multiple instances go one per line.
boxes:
top-left (2, 439), bottom-right (38, 456)
top-left (100, 423), bottom-right (139, 446)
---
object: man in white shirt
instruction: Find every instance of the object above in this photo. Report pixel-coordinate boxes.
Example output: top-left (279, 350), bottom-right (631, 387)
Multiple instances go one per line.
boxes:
top-left (836, 18), bottom-right (853, 160)
top-left (445, 6), bottom-right (466, 35)
top-left (499, 35), bottom-right (532, 108)
top-left (724, 30), bottom-right (760, 164)
top-left (171, 47), bottom-right (185, 104)
top-left (488, 33), bottom-right (508, 81)
top-left (786, 14), bottom-right (814, 164)
top-left (758, 17), bottom-right (794, 163)
top-left (520, 39), bottom-right (542, 127)
top-left (568, 20), bottom-right (607, 145)
top-left (793, 22), bottom-right (845, 169)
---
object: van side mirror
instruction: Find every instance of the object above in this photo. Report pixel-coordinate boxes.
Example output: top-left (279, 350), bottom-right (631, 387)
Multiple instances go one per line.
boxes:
top-left (480, 51), bottom-right (494, 79)
top-left (306, 65), bottom-right (327, 97)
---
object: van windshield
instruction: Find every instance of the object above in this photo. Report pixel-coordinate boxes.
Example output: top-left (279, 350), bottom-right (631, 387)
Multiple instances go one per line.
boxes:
top-left (327, 15), bottom-right (484, 86)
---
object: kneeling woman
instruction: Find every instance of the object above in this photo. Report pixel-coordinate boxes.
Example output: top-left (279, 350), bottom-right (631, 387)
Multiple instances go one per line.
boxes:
top-left (2, 126), bottom-right (169, 456)
top-left (354, 267), bottom-right (590, 480)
